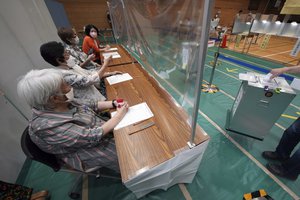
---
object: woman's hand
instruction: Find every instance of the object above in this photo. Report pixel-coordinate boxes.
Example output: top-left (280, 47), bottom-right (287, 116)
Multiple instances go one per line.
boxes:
top-left (104, 44), bottom-right (111, 51)
top-left (270, 67), bottom-right (287, 79)
top-left (113, 71), bottom-right (123, 75)
top-left (103, 55), bottom-right (112, 65)
top-left (87, 54), bottom-right (95, 61)
top-left (116, 101), bottom-right (129, 119)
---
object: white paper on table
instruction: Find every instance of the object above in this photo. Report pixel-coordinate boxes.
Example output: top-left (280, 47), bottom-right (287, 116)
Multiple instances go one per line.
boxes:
top-left (111, 102), bottom-right (154, 130)
top-left (103, 52), bottom-right (121, 59)
top-left (291, 78), bottom-right (300, 91)
top-left (105, 47), bottom-right (118, 51)
top-left (263, 73), bottom-right (272, 82)
top-left (106, 73), bottom-right (133, 85)
top-left (238, 73), bottom-right (257, 82)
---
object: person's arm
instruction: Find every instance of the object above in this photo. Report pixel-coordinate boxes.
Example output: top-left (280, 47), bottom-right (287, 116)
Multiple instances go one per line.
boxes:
top-left (99, 44), bottom-right (111, 52)
top-left (102, 71), bottom-right (123, 78)
top-left (95, 55), bottom-right (112, 77)
top-left (270, 65), bottom-right (300, 79)
top-left (101, 102), bottom-right (128, 133)
top-left (97, 100), bottom-right (116, 111)
top-left (79, 54), bottom-right (95, 68)
top-left (63, 71), bottom-right (100, 87)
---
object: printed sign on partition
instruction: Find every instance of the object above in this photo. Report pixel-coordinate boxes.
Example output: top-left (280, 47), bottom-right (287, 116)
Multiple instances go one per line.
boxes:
top-left (290, 38), bottom-right (300, 57)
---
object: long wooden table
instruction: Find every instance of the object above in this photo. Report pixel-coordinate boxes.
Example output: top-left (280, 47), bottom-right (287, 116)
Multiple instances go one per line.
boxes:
top-left (104, 55), bottom-right (209, 198)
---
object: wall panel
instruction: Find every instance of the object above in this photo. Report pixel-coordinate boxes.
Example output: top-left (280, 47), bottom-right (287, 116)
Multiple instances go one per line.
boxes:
top-left (214, 0), bottom-right (250, 27)
top-left (59, 0), bottom-right (110, 32)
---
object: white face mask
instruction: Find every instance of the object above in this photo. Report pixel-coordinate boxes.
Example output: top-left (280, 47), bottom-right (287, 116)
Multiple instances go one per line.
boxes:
top-left (74, 36), bottom-right (80, 45)
top-left (66, 55), bottom-right (77, 67)
top-left (90, 32), bottom-right (97, 38)
top-left (65, 87), bottom-right (74, 102)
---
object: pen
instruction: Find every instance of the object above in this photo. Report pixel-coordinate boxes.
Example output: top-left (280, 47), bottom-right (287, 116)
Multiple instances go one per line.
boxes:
top-left (129, 122), bottom-right (155, 135)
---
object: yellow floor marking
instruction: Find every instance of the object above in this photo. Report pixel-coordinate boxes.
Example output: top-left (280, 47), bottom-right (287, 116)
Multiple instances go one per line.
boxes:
top-left (226, 68), bottom-right (238, 73)
top-left (281, 114), bottom-right (298, 120)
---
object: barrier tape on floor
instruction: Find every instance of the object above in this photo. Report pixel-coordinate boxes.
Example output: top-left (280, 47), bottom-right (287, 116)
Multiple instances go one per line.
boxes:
top-left (243, 189), bottom-right (274, 200)
top-left (218, 54), bottom-right (294, 81)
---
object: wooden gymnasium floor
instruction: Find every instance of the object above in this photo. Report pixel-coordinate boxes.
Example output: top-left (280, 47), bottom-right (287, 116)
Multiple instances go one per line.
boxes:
top-left (227, 34), bottom-right (300, 66)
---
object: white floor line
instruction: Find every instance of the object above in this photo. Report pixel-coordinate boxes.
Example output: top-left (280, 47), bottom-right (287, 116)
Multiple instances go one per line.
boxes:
top-left (179, 184), bottom-right (193, 200)
top-left (261, 50), bottom-right (292, 58)
top-left (156, 69), bottom-right (298, 199)
top-left (198, 110), bottom-right (300, 200)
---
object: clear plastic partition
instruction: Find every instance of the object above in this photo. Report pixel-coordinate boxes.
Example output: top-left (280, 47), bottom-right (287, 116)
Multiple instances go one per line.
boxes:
top-left (250, 14), bottom-right (300, 37)
top-left (251, 14), bottom-right (278, 34)
top-left (281, 22), bottom-right (300, 37)
top-left (108, 0), bottom-right (212, 143)
top-left (232, 14), bottom-right (253, 34)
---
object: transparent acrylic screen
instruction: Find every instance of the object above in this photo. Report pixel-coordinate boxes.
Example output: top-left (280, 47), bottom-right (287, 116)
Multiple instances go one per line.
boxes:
top-left (109, 0), bottom-right (205, 118)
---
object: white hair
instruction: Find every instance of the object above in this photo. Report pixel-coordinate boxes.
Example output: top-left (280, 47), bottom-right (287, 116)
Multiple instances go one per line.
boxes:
top-left (17, 68), bottom-right (63, 109)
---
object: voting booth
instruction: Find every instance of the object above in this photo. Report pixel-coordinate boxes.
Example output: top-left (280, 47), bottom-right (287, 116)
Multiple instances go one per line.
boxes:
top-left (226, 72), bottom-right (296, 140)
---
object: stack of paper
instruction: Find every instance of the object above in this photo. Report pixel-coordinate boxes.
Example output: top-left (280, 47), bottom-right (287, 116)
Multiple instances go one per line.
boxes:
top-left (103, 51), bottom-right (121, 59)
top-left (111, 102), bottom-right (154, 130)
top-left (106, 47), bottom-right (118, 51)
top-left (106, 73), bottom-right (133, 85)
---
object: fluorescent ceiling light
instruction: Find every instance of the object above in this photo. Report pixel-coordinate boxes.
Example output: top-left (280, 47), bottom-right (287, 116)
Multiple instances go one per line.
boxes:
top-left (262, 20), bottom-right (267, 23)
top-left (291, 21), bottom-right (297, 26)
top-left (246, 22), bottom-right (251, 25)
top-left (275, 21), bottom-right (281, 24)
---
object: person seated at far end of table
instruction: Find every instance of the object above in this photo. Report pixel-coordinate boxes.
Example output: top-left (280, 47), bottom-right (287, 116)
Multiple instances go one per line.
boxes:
top-left (82, 24), bottom-right (110, 65)
top-left (57, 27), bottom-right (122, 76)
top-left (58, 26), bottom-right (100, 70)
top-left (17, 68), bottom-right (129, 172)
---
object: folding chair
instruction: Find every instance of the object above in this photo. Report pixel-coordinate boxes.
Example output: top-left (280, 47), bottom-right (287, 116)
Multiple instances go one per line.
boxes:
top-left (20, 126), bottom-right (120, 199)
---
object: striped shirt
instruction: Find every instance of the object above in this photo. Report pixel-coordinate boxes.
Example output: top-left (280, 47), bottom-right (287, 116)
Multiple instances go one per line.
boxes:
top-left (28, 101), bottom-right (119, 172)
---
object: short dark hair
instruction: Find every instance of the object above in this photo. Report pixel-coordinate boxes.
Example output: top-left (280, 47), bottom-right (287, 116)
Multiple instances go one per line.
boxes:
top-left (84, 24), bottom-right (99, 37)
top-left (57, 27), bottom-right (74, 45)
top-left (40, 41), bottom-right (65, 66)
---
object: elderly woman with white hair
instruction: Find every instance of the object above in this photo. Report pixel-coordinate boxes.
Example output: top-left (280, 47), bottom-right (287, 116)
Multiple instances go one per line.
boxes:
top-left (17, 68), bottom-right (128, 172)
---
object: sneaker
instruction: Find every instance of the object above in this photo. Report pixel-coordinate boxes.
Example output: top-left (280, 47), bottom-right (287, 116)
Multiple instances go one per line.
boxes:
top-left (266, 163), bottom-right (298, 181)
top-left (262, 151), bottom-right (287, 162)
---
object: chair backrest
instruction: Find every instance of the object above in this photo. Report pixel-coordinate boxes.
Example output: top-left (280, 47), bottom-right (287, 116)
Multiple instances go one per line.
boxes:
top-left (21, 126), bottom-right (61, 172)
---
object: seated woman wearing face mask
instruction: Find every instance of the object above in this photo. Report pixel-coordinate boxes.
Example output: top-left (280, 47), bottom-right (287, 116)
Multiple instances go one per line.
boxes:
top-left (58, 27), bottom-right (116, 72)
top-left (40, 41), bottom-right (115, 102)
top-left (57, 28), bottom-right (122, 98)
top-left (17, 68), bottom-right (129, 172)
top-left (82, 24), bottom-right (110, 64)
top-left (57, 27), bottom-right (98, 70)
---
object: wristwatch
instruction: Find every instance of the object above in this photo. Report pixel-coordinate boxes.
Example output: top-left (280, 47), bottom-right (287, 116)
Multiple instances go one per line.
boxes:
top-left (112, 99), bottom-right (117, 108)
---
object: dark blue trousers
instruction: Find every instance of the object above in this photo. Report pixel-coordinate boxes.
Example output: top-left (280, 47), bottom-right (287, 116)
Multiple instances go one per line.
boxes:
top-left (276, 117), bottom-right (300, 177)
